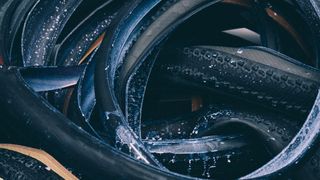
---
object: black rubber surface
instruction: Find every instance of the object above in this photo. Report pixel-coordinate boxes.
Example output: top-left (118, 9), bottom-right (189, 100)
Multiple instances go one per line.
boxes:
top-left (0, 148), bottom-right (61, 180)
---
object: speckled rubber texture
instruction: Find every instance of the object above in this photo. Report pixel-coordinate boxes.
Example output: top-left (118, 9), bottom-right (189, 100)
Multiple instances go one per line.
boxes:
top-left (0, 149), bottom-right (61, 180)
top-left (157, 46), bottom-right (320, 117)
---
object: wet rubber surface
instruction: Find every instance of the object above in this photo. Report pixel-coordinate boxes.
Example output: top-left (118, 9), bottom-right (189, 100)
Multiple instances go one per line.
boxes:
top-left (0, 0), bottom-right (320, 179)
top-left (0, 149), bottom-right (61, 180)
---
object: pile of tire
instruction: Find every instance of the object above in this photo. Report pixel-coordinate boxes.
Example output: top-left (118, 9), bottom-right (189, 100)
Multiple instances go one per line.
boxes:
top-left (1, 0), bottom-right (320, 179)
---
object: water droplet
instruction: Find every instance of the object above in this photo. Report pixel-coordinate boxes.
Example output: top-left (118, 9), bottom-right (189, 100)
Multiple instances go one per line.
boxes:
top-left (237, 49), bottom-right (243, 54)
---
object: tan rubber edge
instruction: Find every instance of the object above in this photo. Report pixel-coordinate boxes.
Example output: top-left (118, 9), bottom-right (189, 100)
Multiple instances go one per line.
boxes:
top-left (0, 144), bottom-right (78, 180)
